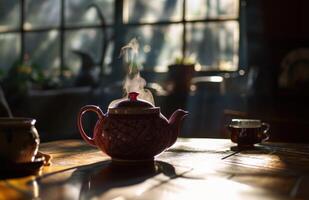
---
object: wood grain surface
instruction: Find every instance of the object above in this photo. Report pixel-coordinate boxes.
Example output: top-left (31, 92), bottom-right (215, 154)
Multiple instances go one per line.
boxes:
top-left (1, 138), bottom-right (309, 200)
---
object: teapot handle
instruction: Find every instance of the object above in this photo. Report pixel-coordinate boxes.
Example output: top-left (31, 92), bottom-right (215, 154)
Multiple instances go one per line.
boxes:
top-left (77, 105), bottom-right (105, 147)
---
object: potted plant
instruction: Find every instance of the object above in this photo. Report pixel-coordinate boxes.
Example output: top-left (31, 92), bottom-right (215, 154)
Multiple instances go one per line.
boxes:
top-left (163, 57), bottom-right (196, 117)
top-left (167, 56), bottom-right (196, 94)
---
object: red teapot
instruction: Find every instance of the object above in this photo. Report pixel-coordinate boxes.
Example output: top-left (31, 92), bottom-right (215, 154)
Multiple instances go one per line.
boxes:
top-left (77, 92), bottom-right (188, 161)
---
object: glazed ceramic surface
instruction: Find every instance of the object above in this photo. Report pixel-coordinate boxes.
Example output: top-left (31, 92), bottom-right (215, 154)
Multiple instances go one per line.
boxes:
top-left (0, 118), bottom-right (40, 163)
top-left (78, 92), bottom-right (188, 160)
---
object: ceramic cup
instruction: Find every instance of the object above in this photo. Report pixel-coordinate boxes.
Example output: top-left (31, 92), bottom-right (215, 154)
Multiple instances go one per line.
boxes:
top-left (0, 118), bottom-right (40, 163)
top-left (228, 119), bottom-right (270, 147)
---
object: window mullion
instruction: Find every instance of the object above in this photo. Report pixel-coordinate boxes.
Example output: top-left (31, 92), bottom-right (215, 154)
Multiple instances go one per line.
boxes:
top-left (20, 0), bottom-right (25, 61)
top-left (182, 0), bottom-right (187, 61)
top-left (60, 0), bottom-right (65, 78)
top-left (111, 0), bottom-right (125, 79)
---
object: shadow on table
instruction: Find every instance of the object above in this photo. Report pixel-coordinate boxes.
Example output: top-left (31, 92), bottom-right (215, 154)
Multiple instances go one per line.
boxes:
top-left (37, 160), bottom-right (183, 199)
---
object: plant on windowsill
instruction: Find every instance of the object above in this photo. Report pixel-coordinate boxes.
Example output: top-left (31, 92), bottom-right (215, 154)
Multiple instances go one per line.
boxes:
top-left (2, 54), bottom-right (77, 96)
top-left (163, 56), bottom-right (196, 117)
top-left (167, 56), bottom-right (196, 94)
top-left (3, 54), bottom-right (39, 96)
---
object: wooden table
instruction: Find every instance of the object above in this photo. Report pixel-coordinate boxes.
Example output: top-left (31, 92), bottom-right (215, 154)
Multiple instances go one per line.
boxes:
top-left (1, 138), bottom-right (309, 200)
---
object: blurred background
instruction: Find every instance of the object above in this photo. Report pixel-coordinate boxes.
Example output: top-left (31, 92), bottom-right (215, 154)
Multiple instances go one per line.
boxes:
top-left (0, 0), bottom-right (308, 142)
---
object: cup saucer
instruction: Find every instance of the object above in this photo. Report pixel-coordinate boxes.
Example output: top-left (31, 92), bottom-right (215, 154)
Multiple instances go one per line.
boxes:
top-left (0, 154), bottom-right (45, 179)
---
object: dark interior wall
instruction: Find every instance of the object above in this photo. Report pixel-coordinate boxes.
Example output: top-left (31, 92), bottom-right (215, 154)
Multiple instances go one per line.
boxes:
top-left (245, 0), bottom-right (309, 142)
top-left (263, 0), bottom-right (309, 91)
top-left (245, 0), bottom-right (272, 94)
top-left (262, 0), bottom-right (309, 46)
top-left (247, 0), bottom-right (309, 93)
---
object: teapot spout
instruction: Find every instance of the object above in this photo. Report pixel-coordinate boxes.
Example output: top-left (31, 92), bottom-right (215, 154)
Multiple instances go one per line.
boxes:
top-left (167, 109), bottom-right (189, 147)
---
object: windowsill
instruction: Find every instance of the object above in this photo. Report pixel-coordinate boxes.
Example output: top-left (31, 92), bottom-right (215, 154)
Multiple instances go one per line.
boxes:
top-left (141, 68), bottom-right (243, 75)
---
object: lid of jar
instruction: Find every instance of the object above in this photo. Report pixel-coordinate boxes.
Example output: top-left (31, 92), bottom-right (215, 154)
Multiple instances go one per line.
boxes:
top-left (0, 118), bottom-right (36, 128)
top-left (108, 92), bottom-right (160, 114)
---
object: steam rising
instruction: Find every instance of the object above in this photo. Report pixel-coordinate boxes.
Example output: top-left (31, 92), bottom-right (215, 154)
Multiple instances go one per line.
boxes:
top-left (109, 38), bottom-right (154, 108)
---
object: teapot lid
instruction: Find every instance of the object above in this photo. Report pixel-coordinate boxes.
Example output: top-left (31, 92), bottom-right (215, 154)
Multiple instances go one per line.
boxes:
top-left (108, 92), bottom-right (160, 114)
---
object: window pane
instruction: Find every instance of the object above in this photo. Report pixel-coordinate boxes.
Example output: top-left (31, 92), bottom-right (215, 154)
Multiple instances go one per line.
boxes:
top-left (24, 0), bottom-right (60, 30)
top-left (124, 0), bottom-right (183, 23)
top-left (186, 21), bottom-right (239, 71)
top-left (25, 31), bottom-right (60, 77)
top-left (0, 33), bottom-right (20, 78)
top-left (64, 28), bottom-right (113, 75)
top-left (0, 1), bottom-right (20, 31)
top-left (125, 25), bottom-right (183, 72)
top-left (186, 0), bottom-right (239, 20)
top-left (65, 0), bottom-right (114, 26)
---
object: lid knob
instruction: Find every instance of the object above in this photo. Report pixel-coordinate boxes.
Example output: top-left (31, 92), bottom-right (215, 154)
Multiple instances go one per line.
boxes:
top-left (128, 92), bottom-right (139, 101)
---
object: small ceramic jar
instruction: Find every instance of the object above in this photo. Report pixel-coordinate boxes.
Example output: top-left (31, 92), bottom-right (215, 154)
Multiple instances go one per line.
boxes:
top-left (0, 118), bottom-right (40, 163)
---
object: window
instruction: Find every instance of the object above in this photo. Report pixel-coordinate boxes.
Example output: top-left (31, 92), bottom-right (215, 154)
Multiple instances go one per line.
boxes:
top-left (0, 0), bottom-right (240, 82)
top-left (123, 0), bottom-right (240, 72)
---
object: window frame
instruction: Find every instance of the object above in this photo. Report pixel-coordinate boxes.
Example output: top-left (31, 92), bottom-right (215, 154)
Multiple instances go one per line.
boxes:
top-left (0, 0), bottom-right (244, 79)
